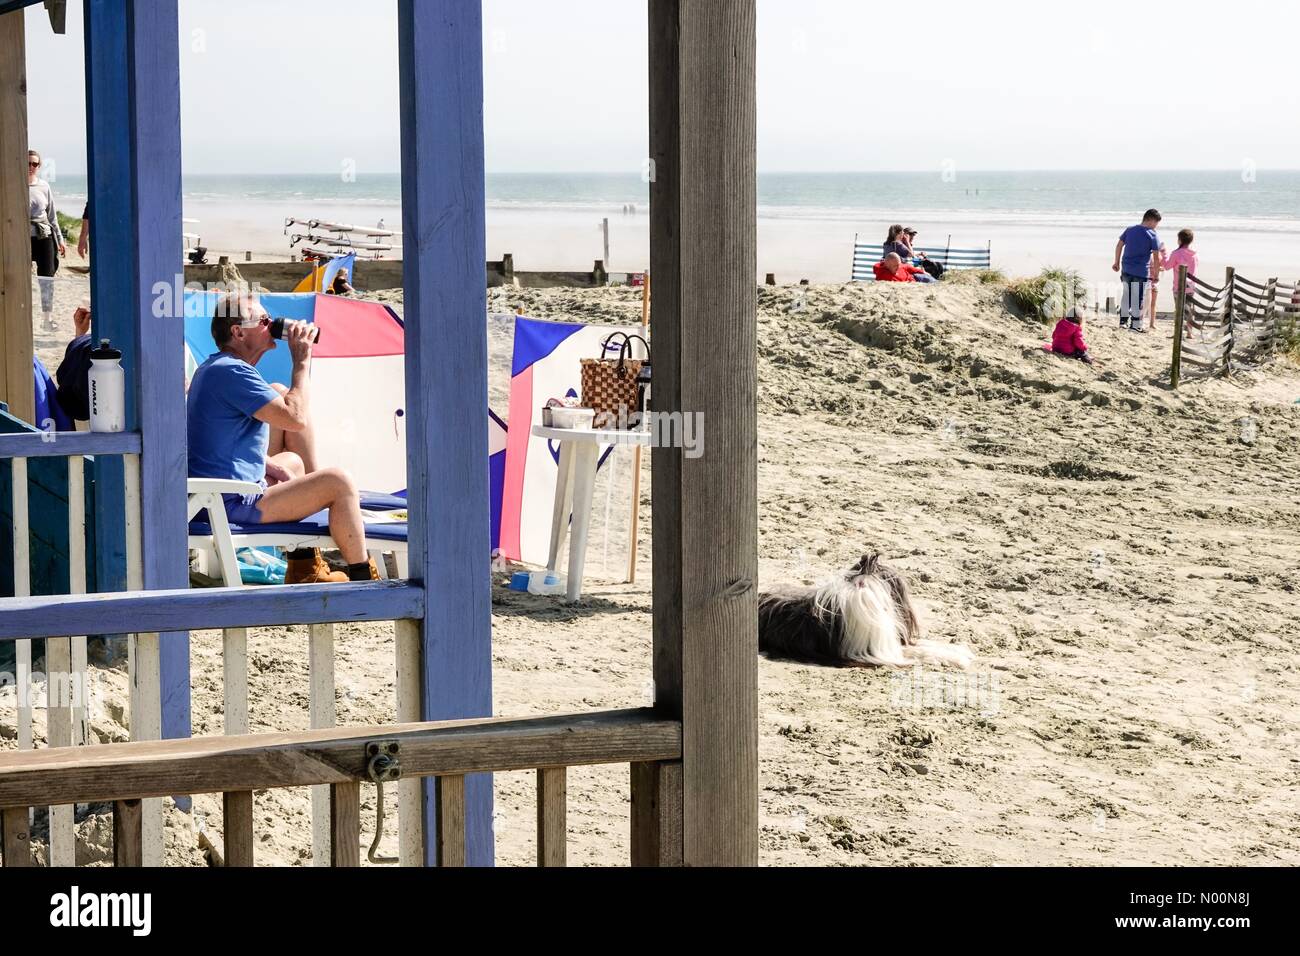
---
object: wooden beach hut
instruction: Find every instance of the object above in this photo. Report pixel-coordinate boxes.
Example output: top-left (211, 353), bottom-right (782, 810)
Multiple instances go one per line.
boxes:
top-left (0, 0), bottom-right (757, 866)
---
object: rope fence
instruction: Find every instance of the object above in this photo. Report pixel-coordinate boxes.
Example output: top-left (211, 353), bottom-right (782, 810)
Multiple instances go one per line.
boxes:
top-left (1170, 265), bottom-right (1300, 388)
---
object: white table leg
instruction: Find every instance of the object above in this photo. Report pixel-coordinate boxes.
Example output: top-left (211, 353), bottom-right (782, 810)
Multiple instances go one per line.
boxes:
top-left (566, 443), bottom-right (600, 601)
top-left (546, 439), bottom-right (575, 572)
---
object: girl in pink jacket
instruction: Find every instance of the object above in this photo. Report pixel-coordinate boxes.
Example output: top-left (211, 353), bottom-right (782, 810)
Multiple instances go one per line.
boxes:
top-left (1051, 306), bottom-right (1093, 364)
top-left (1163, 229), bottom-right (1198, 303)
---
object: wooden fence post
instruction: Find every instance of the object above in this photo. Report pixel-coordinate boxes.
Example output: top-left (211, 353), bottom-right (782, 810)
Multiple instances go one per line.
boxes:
top-left (648, 0), bottom-right (759, 866)
top-left (1170, 264), bottom-right (1187, 389)
top-left (1223, 266), bottom-right (1235, 377)
top-left (397, 0), bottom-right (494, 866)
top-left (0, 9), bottom-right (34, 425)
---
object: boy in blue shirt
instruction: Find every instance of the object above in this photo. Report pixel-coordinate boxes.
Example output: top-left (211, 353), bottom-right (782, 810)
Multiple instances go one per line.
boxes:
top-left (1112, 209), bottom-right (1162, 332)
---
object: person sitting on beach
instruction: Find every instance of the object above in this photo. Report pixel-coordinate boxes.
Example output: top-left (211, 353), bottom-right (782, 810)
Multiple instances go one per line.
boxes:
top-left (1051, 305), bottom-right (1094, 364)
top-left (873, 252), bottom-right (927, 282)
top-left (327, 269), bottom-right (354, 295)
top-left (882, 224), bottom-right (913, 259)
top-left (187, 291), bottom-right (377, 584)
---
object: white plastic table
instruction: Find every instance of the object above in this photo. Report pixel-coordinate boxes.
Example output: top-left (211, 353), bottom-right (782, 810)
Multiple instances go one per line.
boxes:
top-left (532, 424), bottom-right (651, 601)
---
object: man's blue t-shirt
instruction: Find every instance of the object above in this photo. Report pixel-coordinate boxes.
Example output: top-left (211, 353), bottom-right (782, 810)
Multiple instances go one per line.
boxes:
top-left (187, 352), bottom-right (279, 483)
top-left (1120, 224), bottom-right (1160, 277)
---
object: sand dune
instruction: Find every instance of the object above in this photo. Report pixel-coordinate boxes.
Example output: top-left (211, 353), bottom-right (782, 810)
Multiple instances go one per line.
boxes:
top-left (13, 273), bottom-right (1300, 865)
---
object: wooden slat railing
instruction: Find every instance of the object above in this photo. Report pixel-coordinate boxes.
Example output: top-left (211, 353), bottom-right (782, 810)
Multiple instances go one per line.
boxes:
top-left (0, 709), bottom-right (683, 867)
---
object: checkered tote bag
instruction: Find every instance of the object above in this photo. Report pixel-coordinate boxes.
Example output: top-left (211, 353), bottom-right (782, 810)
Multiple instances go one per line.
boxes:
top-left (580, 332), bottom-right (649, 428)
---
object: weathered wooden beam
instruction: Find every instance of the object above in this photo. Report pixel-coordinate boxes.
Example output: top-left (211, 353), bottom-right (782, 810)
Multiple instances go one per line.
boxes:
top-left (0, 709), bottom-right (682, 809)
top-left (397, 0), bottom-right (494, 867)
top-left (0, 430), bottom-right (143, 460)
top-left (0, 8), bottom-right (34, 424)
top-left (0, 579), bottom-right (424, 640)
top-left (648, 0), bottom-right (759, 866)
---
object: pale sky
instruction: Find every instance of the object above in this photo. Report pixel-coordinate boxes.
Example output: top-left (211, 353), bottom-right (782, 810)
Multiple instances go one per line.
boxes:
top-left (22, 0), bottom-right (1300, 175)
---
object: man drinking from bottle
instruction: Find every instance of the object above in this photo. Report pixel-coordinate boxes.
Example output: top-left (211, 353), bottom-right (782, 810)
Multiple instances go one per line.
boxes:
top-left (187, 291), bottom-right (377, 583)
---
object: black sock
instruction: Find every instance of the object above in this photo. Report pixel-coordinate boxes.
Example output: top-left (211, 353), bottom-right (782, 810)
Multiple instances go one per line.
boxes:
top-left (286, 548), bottom-right (314, 561)
top-left (346, 561), bottom-right (373, 582)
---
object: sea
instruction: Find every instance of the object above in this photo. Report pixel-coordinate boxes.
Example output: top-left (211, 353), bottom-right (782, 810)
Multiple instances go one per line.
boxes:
top-left (48, 170), bottom-right (1300, 288)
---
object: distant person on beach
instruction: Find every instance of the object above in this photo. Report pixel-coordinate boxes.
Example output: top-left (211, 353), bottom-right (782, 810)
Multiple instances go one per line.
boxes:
top-left (327, 269), bottom-right (354, 295)
top-left (873, 252), bottom-right (927, 282)
top-left (1050, 305), bottom-right (1094, 364)
top-left (882, 224), bottom-right (912, 259)
top-left (187, 291), bottom-right (377, 584)
top-left (76, 202), bottom-right (90, 259)
top-left (28, 149), bottom-right (66, 333)
top-left (1112, 208), bottom-right (1162, 332)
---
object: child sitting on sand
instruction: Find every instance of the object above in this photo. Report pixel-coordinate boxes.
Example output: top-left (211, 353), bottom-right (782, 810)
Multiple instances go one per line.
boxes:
top-left (1051, 306), bottom-right (1094, 364)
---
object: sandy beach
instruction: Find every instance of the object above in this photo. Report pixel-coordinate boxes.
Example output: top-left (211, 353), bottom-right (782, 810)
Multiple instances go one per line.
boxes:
top-left (13, 267), bottom-right (1300, 866)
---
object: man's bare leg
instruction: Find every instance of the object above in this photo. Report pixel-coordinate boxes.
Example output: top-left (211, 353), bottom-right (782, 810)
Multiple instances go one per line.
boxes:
top-left (256, 467), bottom-right (366, 565)
top-left (267, 382), bottom-right (319, 474)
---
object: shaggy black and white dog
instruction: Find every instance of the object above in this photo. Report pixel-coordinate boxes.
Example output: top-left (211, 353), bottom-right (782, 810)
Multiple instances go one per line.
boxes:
top-left (758, 553), bottom-right (973, 669)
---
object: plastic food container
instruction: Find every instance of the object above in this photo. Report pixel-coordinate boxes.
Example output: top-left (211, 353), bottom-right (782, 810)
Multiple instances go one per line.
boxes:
top-left (549, 406), bottom-right (596, 429)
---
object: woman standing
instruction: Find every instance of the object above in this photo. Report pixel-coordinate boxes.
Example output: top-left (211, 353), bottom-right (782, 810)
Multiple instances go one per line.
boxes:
top-left (28, 149), bottom-right (65, 333)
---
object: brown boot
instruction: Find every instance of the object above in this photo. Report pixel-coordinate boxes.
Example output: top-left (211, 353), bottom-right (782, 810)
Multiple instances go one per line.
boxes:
top-left (285, 549), bottom-right (349, 584)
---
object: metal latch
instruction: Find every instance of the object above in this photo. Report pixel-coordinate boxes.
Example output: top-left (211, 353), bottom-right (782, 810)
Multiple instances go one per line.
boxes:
top-left (366, 740), bottom-right (401, 864)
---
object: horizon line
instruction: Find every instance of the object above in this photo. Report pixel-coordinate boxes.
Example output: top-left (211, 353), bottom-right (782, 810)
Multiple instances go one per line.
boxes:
top-left (46, 167), bottom-right (1300, 177)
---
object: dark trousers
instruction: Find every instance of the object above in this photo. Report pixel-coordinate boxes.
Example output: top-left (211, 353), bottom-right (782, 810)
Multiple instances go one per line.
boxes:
top-left (31, 235), bottom-right (59, 276)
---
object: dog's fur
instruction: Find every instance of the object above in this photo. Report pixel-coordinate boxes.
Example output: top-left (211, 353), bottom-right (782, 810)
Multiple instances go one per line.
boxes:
top-left (758, 553), bottom-right (973, 669)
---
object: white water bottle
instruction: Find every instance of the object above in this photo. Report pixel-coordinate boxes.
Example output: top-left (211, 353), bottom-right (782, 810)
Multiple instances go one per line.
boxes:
top-left (88, 339), bottom-right (125, 433)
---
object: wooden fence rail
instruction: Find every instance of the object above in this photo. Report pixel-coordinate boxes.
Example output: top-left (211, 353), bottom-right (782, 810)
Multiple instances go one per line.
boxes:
top-left (0, 709), bottom-right (683, 867)
top-left (1171, 265), bottom-right (1298, 387)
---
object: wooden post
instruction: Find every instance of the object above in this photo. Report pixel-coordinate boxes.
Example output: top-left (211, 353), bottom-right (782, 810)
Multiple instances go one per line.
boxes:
top-left (113, 798), bottom-right (143, 867)
top-left (1223, 266), bottom-right (1235, 377)
top-left (397, 0), bottom-right (494, 867)
top-left (1170, 264), bottom-right (1187, 389)
top-left (602, 216), bottom-right (611, 270)
top-left (329, 781), bottom-right (361, 867)
top-left (630, 760), bottom-right (683, 866)
top-left (1266, 277), bottom-right (1278, 353)
top-left (435, 775), bottom-right (467, 867)
top-left (626, 270), bottom-right (650, 584)
top-left (308, 622), bottom-right (335, 865)
top-left (394, 619), bottom-right (425, 865)
top-left (648, 0), bottom-right (759, 865)
top-left (764, 273), bottom-right (775, 285)
top-left (1, 806), bottom-right (32, 867)
top-left (85, 0), bottom-right (191, 766)
top-left (0, 9), bottom-right (34, 424)
top-left (222, 790), bottom-right (254, 867)
top-left (536, 767), bottom-right (566, 867)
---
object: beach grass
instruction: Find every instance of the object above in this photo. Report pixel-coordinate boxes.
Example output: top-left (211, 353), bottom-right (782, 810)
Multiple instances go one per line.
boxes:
top-left (1005, 266), bottom-right (1089, 321)
top-left (57, 211), bottom-right (80, 242)
top-left (943, 268), bottom-right (1007, 286)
